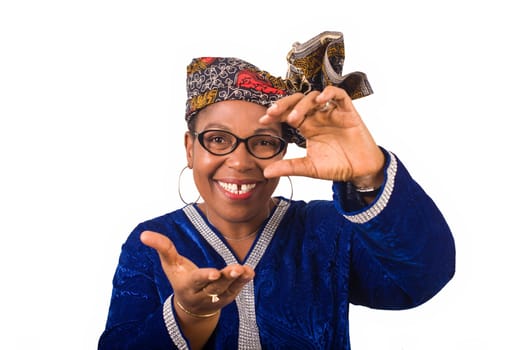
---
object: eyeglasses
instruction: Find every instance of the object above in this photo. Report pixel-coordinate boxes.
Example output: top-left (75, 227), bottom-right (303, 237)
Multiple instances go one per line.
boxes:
top-left (194, 129), bottom-right (287, 160)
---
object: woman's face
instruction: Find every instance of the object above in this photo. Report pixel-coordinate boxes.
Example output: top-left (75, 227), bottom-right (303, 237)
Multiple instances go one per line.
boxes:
top-left (185, 100), bottom-right (286, 224)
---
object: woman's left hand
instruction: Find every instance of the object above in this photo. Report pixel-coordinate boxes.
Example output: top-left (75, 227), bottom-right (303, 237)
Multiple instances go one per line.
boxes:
top-left (139, 231), bottom-right (255, 315)
top-left (260, 86), bottom-right (385, 188)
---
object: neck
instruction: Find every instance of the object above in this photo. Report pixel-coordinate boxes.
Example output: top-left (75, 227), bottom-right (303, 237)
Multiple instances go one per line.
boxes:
top-left (221, 228), bottom-right (259, 241)
top-left (204, 202), bottom-right (272, 241)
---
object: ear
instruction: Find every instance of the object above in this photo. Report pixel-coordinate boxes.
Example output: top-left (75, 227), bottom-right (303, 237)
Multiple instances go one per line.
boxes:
top-left (184, 131), bottom-right (194, 168)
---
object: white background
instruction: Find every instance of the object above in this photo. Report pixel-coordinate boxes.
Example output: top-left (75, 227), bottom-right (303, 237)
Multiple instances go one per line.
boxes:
top-left (1, 0), bottom-right (523, 349)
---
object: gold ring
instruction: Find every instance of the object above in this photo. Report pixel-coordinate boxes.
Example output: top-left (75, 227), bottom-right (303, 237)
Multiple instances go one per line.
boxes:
top-left (297, 99), bottom-right (337, 130)
top-left (208, 293), bottom-right (220, 303)
top-left (318, 99), bottom-right (337, 113)
top-left (203, 286), bottom-right (220, 303)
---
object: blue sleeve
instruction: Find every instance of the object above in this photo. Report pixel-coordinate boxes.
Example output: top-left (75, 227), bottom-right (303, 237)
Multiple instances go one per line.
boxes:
top-left (98, 226), bottom-right (188, 349)
top-left (334, 150), bottom-right (456, 309)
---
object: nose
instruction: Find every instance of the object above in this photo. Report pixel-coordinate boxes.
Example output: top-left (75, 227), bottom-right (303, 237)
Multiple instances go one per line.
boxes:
top-left (225, 140), bottom-right (256, 170)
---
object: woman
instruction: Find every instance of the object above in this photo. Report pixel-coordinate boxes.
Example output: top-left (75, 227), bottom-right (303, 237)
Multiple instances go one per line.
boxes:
top-left (99, 46), bottom-right (455, 349)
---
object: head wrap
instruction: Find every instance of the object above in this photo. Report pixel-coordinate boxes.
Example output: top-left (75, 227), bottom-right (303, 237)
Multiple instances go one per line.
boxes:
top-left (185, 57), bottom-right (291, 121)
top-left (185, 31), bottom-right (373, 147)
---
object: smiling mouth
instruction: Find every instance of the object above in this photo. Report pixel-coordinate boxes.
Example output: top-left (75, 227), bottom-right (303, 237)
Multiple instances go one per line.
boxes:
top-left (217, 181), bottom-right (257, 195)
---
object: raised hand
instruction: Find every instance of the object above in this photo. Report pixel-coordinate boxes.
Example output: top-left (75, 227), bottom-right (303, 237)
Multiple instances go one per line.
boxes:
top-left (260, 86), bottom-right (385, 188)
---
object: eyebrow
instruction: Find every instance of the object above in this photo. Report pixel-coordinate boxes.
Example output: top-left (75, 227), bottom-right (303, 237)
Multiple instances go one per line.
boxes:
top-left (200, 123), bottom-right (282, 136)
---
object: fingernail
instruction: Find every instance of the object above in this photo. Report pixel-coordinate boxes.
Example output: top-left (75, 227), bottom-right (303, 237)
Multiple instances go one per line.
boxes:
top-left (289, 110), bottom-right (297, 119)
top-left (267, 102), bottom-right (277, 112)
top-left (230, 270), bottom-right (240, 278)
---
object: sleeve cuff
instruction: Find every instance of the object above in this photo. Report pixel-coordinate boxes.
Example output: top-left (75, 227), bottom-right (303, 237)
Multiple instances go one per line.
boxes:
top-left (333, 149), bottom-right (398, 224)
top-left (163, 294), bottom-right (190, 349)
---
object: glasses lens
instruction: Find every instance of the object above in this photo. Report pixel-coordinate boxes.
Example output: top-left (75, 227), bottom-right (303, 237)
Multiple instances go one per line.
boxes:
top-left (247, 135), bottom-right (284, 159)
top-left (200, 130), bottom-right (236, 155)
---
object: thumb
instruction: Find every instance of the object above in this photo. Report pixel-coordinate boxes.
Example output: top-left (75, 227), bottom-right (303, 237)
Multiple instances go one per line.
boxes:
top-left (263, 158), bottom-right (310, 178)
top-left (140, 230), bottom-right (184, 269)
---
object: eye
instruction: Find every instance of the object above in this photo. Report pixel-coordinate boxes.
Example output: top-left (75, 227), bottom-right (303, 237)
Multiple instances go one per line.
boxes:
top-left (250, 135), bottom-right (281, 149)
top-left (202, 130), bottom-right (235, 150)
top-left (260, 138), bottom-right (278, 147)
top-left (207, 135), bottom-right (227, 144)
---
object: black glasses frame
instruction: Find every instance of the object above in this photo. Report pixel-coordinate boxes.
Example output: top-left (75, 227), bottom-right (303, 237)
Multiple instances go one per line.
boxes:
top-left (194, 129), bottom-right (287, 160)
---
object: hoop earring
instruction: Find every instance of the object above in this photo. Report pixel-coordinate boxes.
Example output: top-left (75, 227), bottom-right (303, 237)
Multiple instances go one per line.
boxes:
top-left (178, 166), bottom-right (201, 205)
top-left (273, 175), bottom-right (293, 207)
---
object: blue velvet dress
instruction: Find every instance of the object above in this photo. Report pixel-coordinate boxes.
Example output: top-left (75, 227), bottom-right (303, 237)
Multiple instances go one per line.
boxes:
top-left (99, 151), bottom-right (455, 349)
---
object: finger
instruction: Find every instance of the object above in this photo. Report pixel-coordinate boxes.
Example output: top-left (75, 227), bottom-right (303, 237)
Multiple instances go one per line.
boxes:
top-left (316, 99), bottom-right (338, 114)
top-left (223, 265), bottom-right (255, 295)
top-left (259, 93), bottom-right (304, 125)
top-left (284, 92), bottom-right (321, 128)
top-left (200, 265), bottom-right (242, 294)
top-left (315, 86), bottom-right (354, 112)
top-left (189, 268), bottom-right (222, 290)
top-left (223, 264), bottom-right (255, 281)
top-left (202, 265), bottom-right (255, 297)
top-left (140, 230), bottom-right (184, 268)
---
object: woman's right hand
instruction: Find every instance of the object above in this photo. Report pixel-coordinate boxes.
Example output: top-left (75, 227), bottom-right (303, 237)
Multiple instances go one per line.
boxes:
top-left (140, 230), bottom-right (255, 317)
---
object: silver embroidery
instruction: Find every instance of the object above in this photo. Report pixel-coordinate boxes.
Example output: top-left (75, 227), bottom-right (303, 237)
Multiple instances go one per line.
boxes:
top-left (163, 294), bottom-right (189, 349)
top-left (183, 202), bottom-right (289, 349)
top-left (345, 151), bottom-right (398, 224)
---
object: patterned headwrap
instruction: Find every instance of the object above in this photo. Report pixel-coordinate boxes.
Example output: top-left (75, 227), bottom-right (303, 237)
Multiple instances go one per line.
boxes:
top-left (185, 31), bottom-right (373, 147)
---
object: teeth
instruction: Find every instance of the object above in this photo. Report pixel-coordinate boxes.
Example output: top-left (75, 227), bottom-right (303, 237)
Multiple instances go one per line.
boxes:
top-left (218, 181), bottom-right (256, 195)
